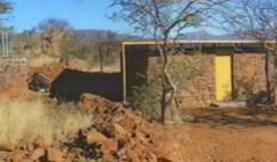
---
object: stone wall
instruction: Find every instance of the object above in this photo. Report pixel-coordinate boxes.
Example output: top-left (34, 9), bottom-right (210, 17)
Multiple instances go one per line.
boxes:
top-left (233, 53), bottom-right (268, 101)
top-left (147, 55), bottom-right (216, 108)
top-left (125, 45), bottom-right (268, 108)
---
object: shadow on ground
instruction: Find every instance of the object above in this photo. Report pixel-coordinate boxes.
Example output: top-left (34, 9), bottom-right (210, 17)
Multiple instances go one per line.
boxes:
top-left (183, 108), bottom-right (277, 127)
top-left (50, 69), bottom-right (122, 102)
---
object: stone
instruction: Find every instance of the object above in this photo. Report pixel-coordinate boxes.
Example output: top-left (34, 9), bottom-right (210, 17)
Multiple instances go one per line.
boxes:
top-left (47, 148), bottom-right (65, 162)
top-left (153, 140), bottom-right (179, 162)
top-left (102, 139), bottom-right (118, 153)
top-left (87, 131), bottom-right (109, 145)
top-left (30, 148), bottom-right (45, 160)
top-left (113, 123), bottom-right (128, 140)
top-left (11, 150), bottom-right (26, 162)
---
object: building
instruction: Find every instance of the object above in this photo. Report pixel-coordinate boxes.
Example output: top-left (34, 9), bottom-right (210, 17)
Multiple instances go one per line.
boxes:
top-left (121, 40), bottom-right (272, 108)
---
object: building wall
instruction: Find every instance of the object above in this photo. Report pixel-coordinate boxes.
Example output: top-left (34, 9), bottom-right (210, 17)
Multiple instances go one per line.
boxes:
top-left (147, 55), bottom-right (216, 108)
top-left (233, 53), bottom-right (268, 101)
top-left (125, 44), bottom-right (268, 108)
top-left (125, 45), bottom-right (150, 97)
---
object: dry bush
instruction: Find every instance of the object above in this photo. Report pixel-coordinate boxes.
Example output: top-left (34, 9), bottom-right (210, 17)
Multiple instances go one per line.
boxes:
top-left (0, 100), bottom-right (92, 149)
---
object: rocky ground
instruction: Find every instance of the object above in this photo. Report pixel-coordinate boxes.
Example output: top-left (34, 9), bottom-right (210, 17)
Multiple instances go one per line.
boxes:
top-left (1, 60), bottom-right (277, 162)
top-left (2, 95), bottom-right (277, 162)
top-left (0, 95), bottom-right (172, 162)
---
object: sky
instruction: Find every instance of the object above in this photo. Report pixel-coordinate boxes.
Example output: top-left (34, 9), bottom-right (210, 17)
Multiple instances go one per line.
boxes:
top-left (6, 0), bottom-right (130, 33)
top-left (5, 0), bottom-right (223, 35)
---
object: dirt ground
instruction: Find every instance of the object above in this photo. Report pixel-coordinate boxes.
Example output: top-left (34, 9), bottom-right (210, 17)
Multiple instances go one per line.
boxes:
top-left (160, 123), bottom-right (277, 162)
top-left (2, 59), bottom-right (277, 162)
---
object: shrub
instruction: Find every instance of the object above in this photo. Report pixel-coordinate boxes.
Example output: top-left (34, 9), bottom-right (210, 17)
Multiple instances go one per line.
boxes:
top-left (0, 100), bottom-right (92, 149)
top-left (130, 84), bottom-right (160, 121)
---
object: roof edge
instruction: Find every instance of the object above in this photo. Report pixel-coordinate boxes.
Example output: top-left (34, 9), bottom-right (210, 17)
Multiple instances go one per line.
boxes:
top-left (122, 40), bottom-right (276, 45)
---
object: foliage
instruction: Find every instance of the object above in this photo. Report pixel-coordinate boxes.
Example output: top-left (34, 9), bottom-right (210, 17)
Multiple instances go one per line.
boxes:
top-left (130, 52), bottom-right (204, 121)
top-left (169, 52), bottom-right (204, 96)
top-left (60, 30), bottom-right (120, 70)
top-left (14, 17), bottom-right (121, 71)
top-left (111, 0), bottom-right (229, 123)
top-left (130, 83), bottom-right (160, 121)
top-left (14, 29), bottom-right (41, 57)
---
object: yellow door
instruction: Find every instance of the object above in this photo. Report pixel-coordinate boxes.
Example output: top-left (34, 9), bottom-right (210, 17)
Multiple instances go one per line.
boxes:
top-left (215, 55), bottom-right (232, 101)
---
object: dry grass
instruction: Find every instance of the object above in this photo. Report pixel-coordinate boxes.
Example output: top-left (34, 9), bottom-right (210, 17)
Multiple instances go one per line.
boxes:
top-left (29, 55), bottom-right (59, 68)
top-left (0, 100), bottom-right (93, 149)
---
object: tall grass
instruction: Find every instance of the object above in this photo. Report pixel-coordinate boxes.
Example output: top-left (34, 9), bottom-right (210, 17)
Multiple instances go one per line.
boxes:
top-left (0, 100), bottom-right (92, 149)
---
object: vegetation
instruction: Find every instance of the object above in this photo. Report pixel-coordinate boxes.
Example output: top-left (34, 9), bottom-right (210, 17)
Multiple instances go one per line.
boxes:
top-left (111, 0), bottom-right (228, 123)
top-left (0, 99), bottom-right (93, 149)
top-left (37, 18), bottom-right (73, 57)
top-left (14, 20), bottom-right (121, 71)
top-left (130, 83), bottom-right (160, 121)
top-left (130, 53), bottom-right (204, 121)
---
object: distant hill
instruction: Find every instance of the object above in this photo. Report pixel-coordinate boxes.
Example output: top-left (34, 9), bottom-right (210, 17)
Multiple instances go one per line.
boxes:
top-left (73, 29), bottom-right (143, 42)
top-left (179, 30), bottom-right (243, 40)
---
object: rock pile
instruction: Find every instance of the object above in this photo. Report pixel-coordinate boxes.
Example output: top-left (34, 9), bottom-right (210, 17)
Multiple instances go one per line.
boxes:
top-left (0, 94), bottom-right (177, 162)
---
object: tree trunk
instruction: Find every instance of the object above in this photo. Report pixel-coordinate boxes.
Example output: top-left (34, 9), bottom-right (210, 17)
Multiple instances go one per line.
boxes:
top-left (158, 38), bottom-right (178, 123)
top-left (99, 46), bottom-right (104, 72)
top-left (160, 85), bottom-right (166, 123)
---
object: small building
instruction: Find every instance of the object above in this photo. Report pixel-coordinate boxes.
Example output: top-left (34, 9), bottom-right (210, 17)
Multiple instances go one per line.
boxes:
top-left (121, 40), bottom-right (272, 108)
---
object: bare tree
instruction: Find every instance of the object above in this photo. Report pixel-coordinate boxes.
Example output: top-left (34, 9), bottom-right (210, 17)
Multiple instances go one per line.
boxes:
top-left (38, 18), bottom-right (73, 56)
top-left (0, 0), bottom-right (11, 15)
top-left (111, 0), bottom-right (228, 123)
top-left (0, 1), bottom-right (12, 31)
top-left (95, 32), bottom-right (104, 72)
top-left (95, 31), bottom-right (119, 72)
top-left (218, 0), bottom-right (277, 104)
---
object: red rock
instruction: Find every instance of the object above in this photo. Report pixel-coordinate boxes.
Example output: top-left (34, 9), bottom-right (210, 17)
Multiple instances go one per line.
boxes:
top-left (47, 148), bottom-right (65, 162)
top-left (113, 123), bottom-right (128, 140)
top-left (153, 140), bottom-right (179, 162)
top-left (87, 131), bottom-right (108, 145)
top-left (11, 150), bottom-right (26, 162)
top-left (102, 139), bottom-right (118, 153)
top-left (30, 148), bottom-right (45, 160)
